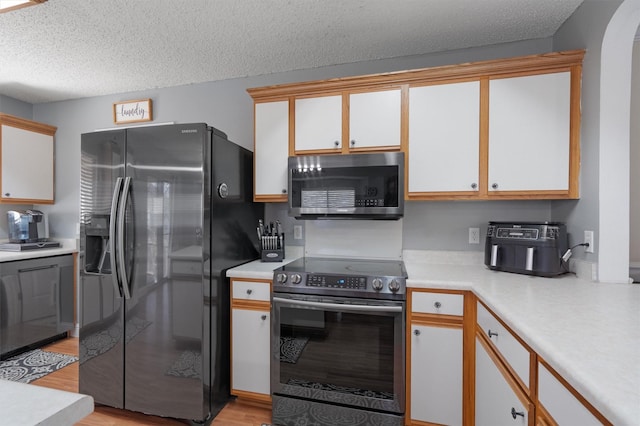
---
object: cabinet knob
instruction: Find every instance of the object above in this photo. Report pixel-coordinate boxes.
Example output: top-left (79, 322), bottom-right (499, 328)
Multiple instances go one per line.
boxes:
top-left (334, 140), bottom-right (340, 147)
top-left (350, 139), bottom-right (356, 146)
top-left (261, 314), bottom-right (267, 321)
top-left (488, 329), bottom-right (498, 338)
top-left (434, 301), bottom-right (441, 309)
top-left (4, 193), bottom-right (9, 197)
top-left (246, 289), bottom-right (252, 295)
top-left (413, 329), bottom-right (421, 336)
top-left (491, 183), bottom-right (499, 190)
top-left (281, 188), bottom-right (287, 194)
top-left (471, 183), bottom-right (477, 190)
top-left (511, 407), bottom-right (525, 419)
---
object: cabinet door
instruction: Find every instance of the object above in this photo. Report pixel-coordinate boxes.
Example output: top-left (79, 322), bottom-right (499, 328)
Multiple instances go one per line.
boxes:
top-left (408, 81), bottom-right (480, 193)
top-left (294, 95), bottom-right (342, 152)
top-left (411, 323), bottom-right (463, 426)
top-left (476, 336), bottom-right (531, 426)
top-left (1, 124), bottom-right (54, 202)
top-left (231, 308), bottom-right (271, 396)
top-left (349, 89), bottom-right (401, 150)
top-left (537, 362), bottom-right (605, 426)
top-left (488, 72), bottom-right (570, 192)
top-left (255, 100), bottom-right (289, 199)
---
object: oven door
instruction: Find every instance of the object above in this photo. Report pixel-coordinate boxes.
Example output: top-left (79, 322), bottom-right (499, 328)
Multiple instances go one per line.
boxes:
top-left (271, 292), bottom-right (405, 415)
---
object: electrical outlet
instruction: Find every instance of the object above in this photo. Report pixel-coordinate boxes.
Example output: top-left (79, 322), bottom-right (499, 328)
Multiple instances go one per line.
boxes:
top-left (469, 227), bottom-right (480, 244)
top-left (584, 230), bottom-right (594, 253)
top-left (294, 225), bottom-right (303, 240)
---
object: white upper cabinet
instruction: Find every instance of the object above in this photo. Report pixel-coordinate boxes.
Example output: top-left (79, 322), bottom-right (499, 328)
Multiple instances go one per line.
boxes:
top-left (0, 114), bottom-right (56, 204)
top-left (294, 95), bottom-right (342, 152)
top-left (488, 71), bottom-right (571, 192)
top-left (254, 100), bottom-right (289, 200)
top-left (408, 81), bottom-right (480, 193)
top-left (349, 88), bottom-right (401, 150)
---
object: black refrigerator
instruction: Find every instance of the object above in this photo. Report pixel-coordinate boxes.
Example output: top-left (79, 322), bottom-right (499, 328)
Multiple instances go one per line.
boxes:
top-left (79, 123), bottom-right (262, 423)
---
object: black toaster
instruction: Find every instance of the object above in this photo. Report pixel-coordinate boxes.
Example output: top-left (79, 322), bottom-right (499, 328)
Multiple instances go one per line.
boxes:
top-left (484, 222), bottom-right (569, 277)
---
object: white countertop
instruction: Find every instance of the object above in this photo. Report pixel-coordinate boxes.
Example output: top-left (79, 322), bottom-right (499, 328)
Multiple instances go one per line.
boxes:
top-left (0, 238), bottom-right (77, 262)
top-left (0, 380), bottom-right (93, 425)
top-left (226, 249), bottom-right (640, 426)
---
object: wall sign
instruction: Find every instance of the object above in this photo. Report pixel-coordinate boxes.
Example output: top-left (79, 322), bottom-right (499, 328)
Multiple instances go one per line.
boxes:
top-left (113, 99), bottom-right (153, 124)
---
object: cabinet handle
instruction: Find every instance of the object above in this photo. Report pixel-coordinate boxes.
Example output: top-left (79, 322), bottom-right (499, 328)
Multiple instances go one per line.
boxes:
top-left (471, 183), bottom-right (477, 190)
top-left (511, 407), bottom-right (525, 419)
top-left (491, 183), bottom-right (499, 190)
top-left (488, 329), bottom-right (498, 338)
top-left (350, 139), bottom-right (356, 146)
top-left (246, 289), bottom-right (252, 295)
top-left (413, 329), bottom-right (421, 336)
top-left (334, 140), bottom-right (340, 148)
top-left (261, 314), bottom-right (267, 321)
top-left (434, 301), bottom-right (441, 309)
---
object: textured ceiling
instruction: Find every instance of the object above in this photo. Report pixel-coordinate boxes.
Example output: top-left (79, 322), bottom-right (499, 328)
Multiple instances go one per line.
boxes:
top-left (0, 0), bottom-right (584, 104)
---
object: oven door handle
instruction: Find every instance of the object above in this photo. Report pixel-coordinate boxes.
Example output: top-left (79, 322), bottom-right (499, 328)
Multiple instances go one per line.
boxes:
top-left (272, 296), bottom-right (403, 313)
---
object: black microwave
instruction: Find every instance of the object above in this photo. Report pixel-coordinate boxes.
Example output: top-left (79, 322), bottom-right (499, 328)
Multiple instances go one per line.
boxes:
top-left (287, 152), bottom-right (404, 220)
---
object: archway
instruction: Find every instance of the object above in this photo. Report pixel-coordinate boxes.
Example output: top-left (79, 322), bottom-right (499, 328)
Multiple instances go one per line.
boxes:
top-left (598, 0), bottom-right (640, 282)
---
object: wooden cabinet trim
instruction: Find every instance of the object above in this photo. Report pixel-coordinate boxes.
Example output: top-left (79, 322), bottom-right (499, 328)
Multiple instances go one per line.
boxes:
top-left (537, 357), bottom-right (613, 426)
top-left (230, 389), bottom-right (272, 406)
top-left (247, 50), bottom-right (585, 100)
top-left (0, 113), bottom-right (57, 135)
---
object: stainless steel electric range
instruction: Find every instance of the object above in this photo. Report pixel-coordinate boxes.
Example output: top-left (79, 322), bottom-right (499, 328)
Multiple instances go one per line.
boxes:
top-left (271, 257), bottom-right (407, 426)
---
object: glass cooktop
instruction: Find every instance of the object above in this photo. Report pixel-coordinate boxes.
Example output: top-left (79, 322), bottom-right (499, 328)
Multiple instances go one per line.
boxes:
top-left (277, 257), bottom-right (407, 279)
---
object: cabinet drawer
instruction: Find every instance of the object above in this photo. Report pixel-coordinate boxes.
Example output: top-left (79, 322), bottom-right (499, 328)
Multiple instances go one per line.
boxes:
top-left (232, 280), bottom-right (271, 302)
top-left (412, 291), bottom-right (463, 316)
top-left (477, 302), bottom-right (531, 390)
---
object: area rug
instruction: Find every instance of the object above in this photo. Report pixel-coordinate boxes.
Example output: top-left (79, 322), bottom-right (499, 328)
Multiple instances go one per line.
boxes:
top-left (286, 378), bottom-right (394, 400)
top-left (0, 349), bottom-right (78, 384)
top-left (79, 316), bottom-right (151, 364)
top-left (166, 350), bottom-right (201, 379)
top-left (280, 336), bottom-right (309, 364)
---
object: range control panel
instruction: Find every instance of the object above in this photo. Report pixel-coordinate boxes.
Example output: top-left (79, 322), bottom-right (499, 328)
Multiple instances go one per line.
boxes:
top-left (306, 274), bottom-right (367, 290)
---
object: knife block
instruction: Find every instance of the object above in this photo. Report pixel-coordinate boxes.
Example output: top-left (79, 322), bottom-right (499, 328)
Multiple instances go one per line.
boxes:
top-left (261, 248), bottom-right (284, 262)
top-left (260, 234), bottom-right (284, 262)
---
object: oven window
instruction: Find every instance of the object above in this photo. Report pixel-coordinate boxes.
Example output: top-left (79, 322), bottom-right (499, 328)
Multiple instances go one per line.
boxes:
top-left (278, 306), bottom-right (396, 398)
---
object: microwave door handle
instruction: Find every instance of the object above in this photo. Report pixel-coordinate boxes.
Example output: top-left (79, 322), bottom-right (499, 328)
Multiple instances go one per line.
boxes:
top-left (272, 296), bottom-right (403, 313)
top-left (110, 177), bottom-right (124, 298)
top-left (117, 177), bottom-right (132, 300)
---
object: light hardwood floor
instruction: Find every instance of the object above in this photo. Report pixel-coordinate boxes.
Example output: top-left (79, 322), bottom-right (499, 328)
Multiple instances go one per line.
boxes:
top-left (32, 337), bottom-right (272, 426)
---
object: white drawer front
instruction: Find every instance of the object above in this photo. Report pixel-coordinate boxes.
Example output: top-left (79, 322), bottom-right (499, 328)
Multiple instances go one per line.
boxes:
top-left (477, 302), bottom-right (530, 390)
top-left (232, 280), bottom-right (271, 302)
top-left (412, 291), bottom-right (464, 316)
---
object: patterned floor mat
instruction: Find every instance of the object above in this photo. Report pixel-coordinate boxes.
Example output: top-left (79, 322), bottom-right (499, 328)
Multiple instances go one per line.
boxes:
top-left (0, 349), bottom-right (77, 383)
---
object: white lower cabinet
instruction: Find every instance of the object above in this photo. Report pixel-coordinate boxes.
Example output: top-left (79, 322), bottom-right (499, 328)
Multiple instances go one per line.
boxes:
top-left (411, 323), bottom-right (463, 426)
top-left (537, 362), bottom-right (604, 426)
top-left (475, 336), bottom-right (531, 426)
top-left (231, 308), bottom-right (271, 396)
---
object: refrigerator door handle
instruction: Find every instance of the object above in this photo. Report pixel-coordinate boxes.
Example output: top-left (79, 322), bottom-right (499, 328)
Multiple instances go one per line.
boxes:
top-left (117, 176), bottom-right (132, 300)
top-left (110, 177), bottom-right (124, 298)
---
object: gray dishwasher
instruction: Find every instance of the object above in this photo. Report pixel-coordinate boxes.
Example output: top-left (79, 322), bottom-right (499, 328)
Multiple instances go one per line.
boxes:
top-left (0, 254), bottom-right (74, 359)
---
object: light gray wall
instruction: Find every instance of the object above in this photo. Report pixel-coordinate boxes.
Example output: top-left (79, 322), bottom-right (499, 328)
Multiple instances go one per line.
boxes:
top-left (551, 0), bottom-right (624, 263)
top-left (32, 37), bottom-right (569, 250)
top-left (0, 94), bottom-right (32, 119)
top-left (631, 41), bottom-right (640, 263)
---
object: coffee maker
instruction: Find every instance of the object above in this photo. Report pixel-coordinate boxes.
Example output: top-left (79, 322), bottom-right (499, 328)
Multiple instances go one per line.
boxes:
top-left (7, 209), bottom-right (49, 243)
